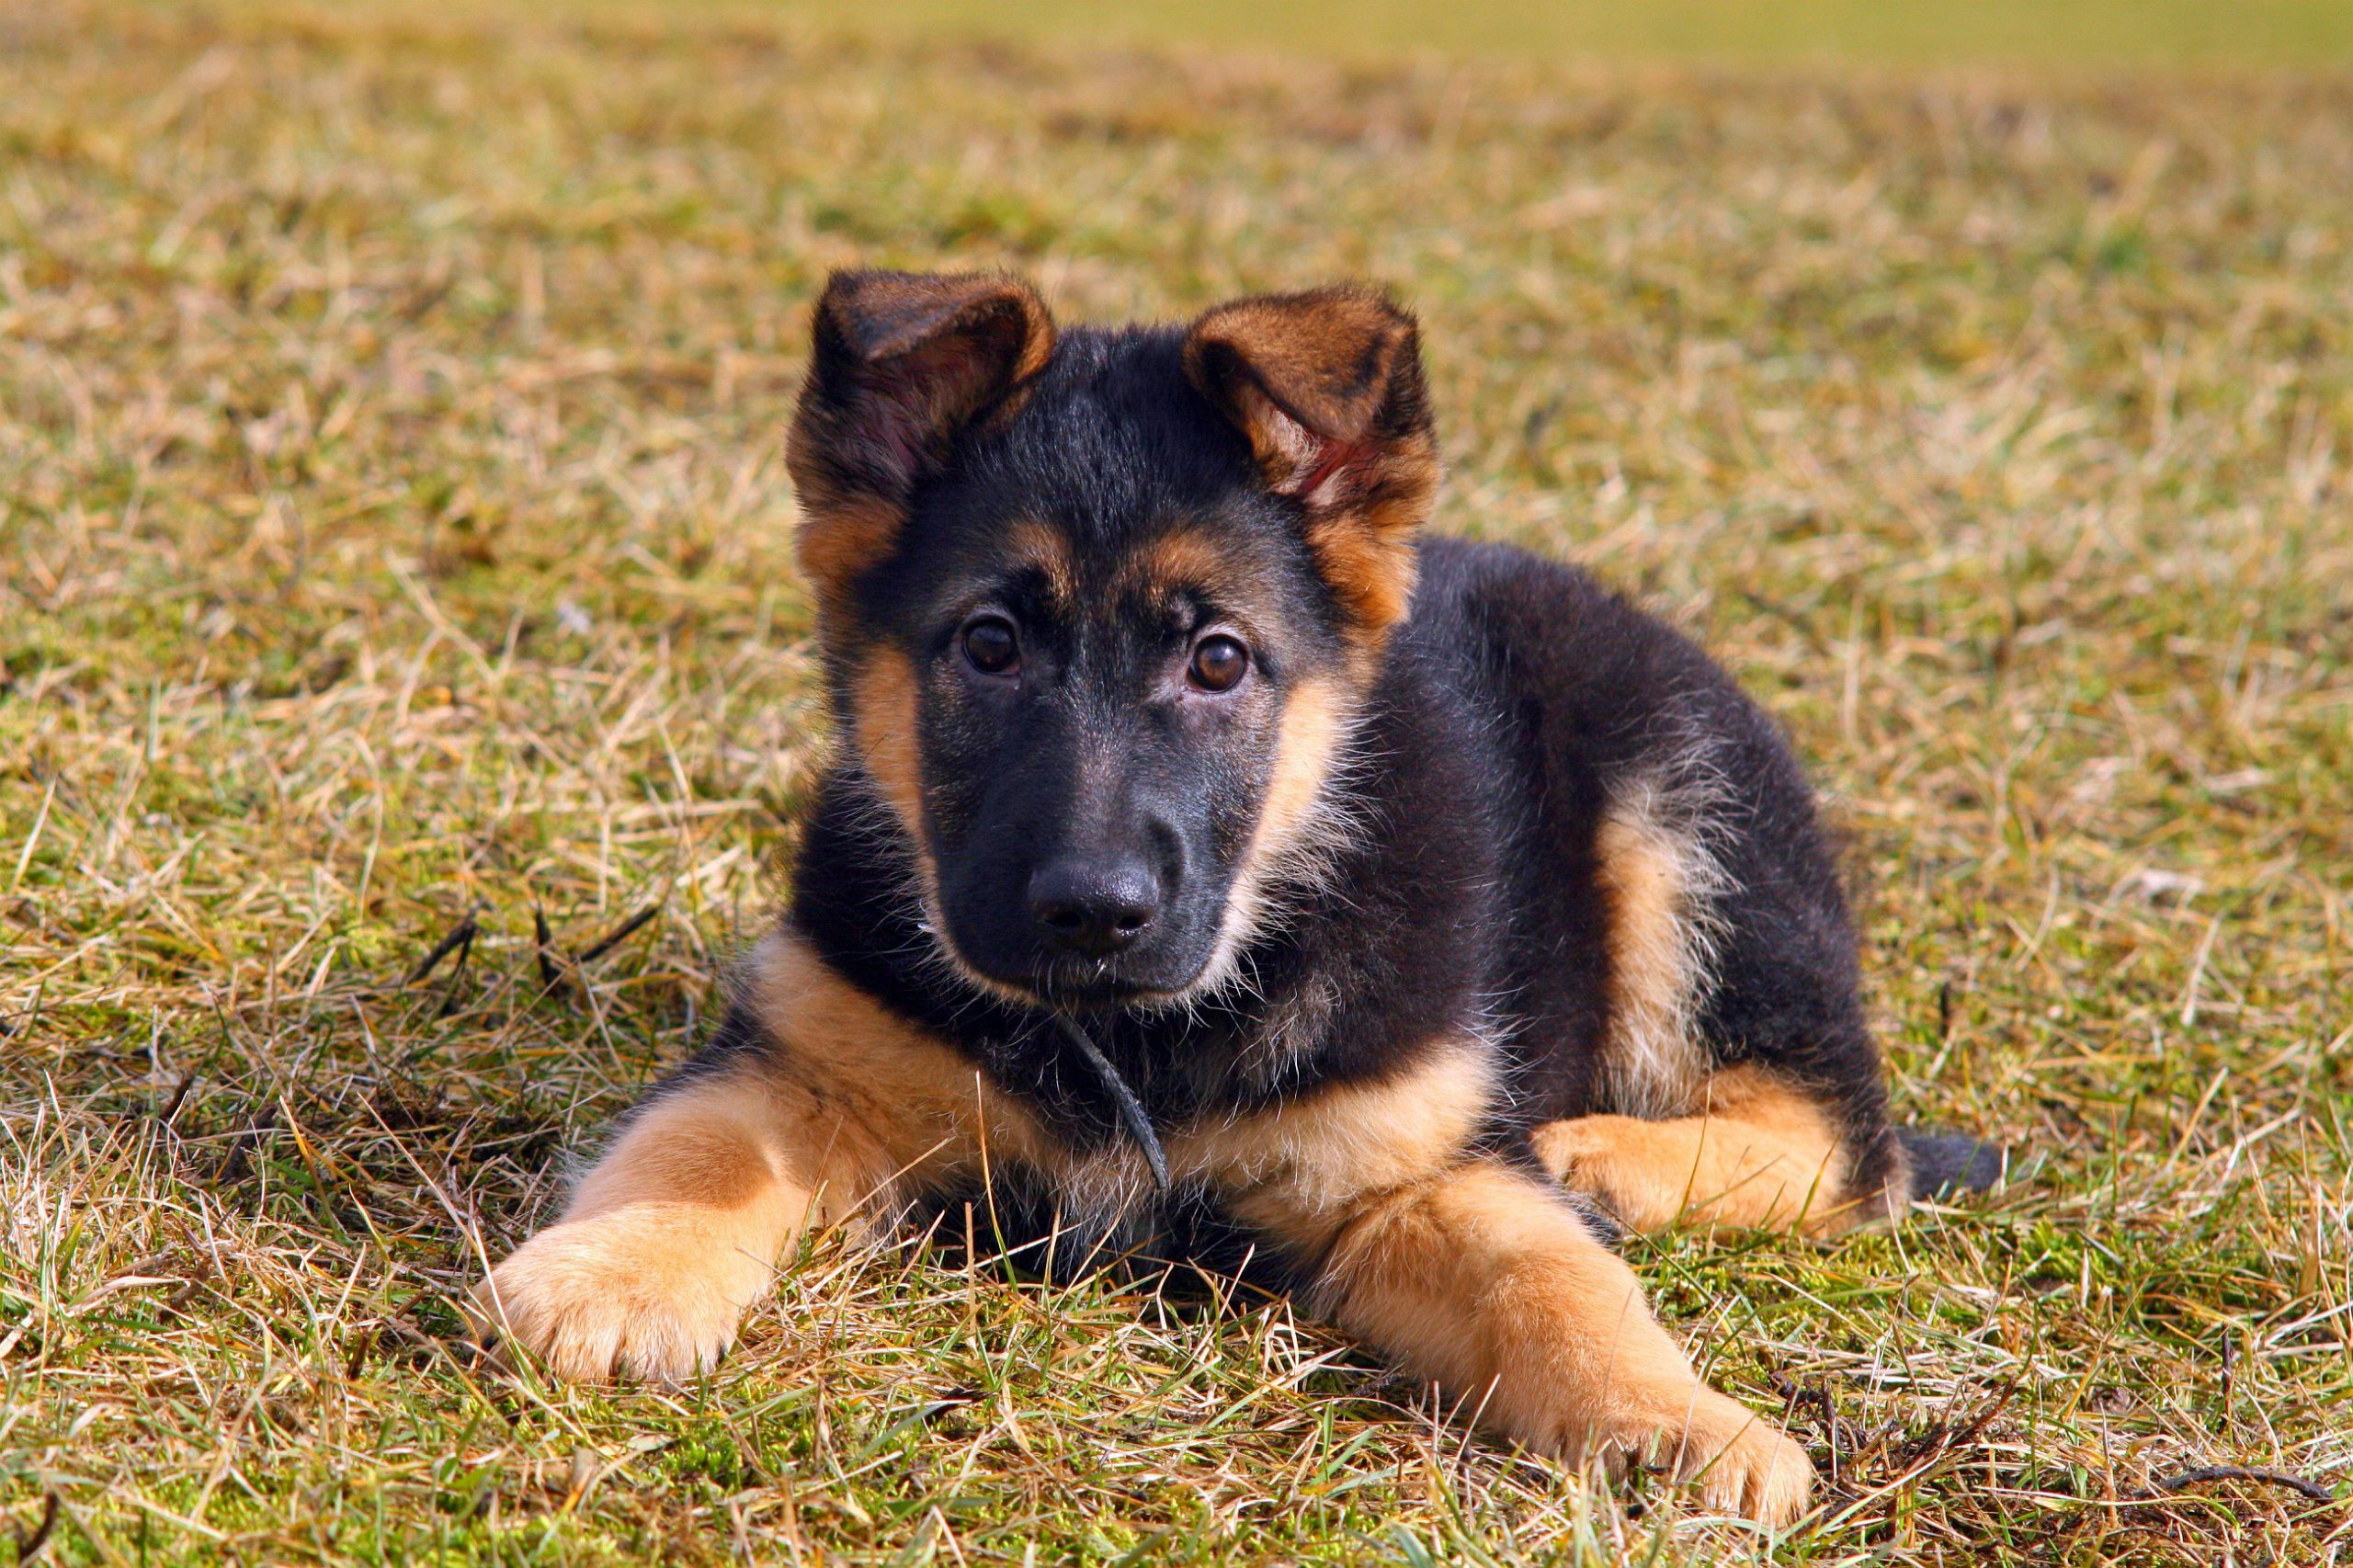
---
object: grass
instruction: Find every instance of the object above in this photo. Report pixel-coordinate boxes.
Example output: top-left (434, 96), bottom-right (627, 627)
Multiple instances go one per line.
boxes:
top-left (3, 1), bottom-right (2351, 1562)
top-left (715, 0), bottom-right (2353, 69)
top-left (155, 0), bottom-right (2353, 70)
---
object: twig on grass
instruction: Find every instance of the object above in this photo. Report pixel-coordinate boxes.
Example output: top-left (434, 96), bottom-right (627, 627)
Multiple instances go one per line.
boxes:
top-left (532, 901), bottom-right (660, 1000)
top-left (1771, 1372), bottom-right (1861, 1476)
top-left (155, 1070), bottom-right (197, 1124)
top-left (534, 905), bottom-right (569, 995)
top-left (1898, 1370), bottom-right (2025, 1468)
top-left (11, 1494), bottom-right (58, 1564)
top-left (404, 910), bottom-right (479, 986)
top-left (2143, 1467), bottom-right (2338, 1508)
top-left (576, 902), bottom-right (661, 966)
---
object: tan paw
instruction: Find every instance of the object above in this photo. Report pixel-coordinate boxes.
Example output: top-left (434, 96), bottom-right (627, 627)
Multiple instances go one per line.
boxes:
top-left (1654, 1390), bottom-right (1814, 1528)
top-left (465, 1210), bottom-right (772, 1383)
top-left (1529, 1115), bottom-right (1682, 1232)
top-left (1519, 1379), bottom-right (1813, 1527)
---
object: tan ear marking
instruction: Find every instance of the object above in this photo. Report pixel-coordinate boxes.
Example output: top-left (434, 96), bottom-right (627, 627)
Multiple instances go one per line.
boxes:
top-left (1183, 285), bottom-right (1419, 446)
top-left (788, 269), bottom-right (1056, 616)
top-left (1182, 284), bottom-right (1439, 645)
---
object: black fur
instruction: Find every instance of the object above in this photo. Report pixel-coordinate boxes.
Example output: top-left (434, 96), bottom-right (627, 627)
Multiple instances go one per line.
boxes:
top-left (791, 528), bottom-right (1908, 1173)
top-left (850, 325), bottom-right (1360, 1002)
top-left (1899, 1131), bottom-right (2007, 1198)
top-left (1408, 539), bottom-right (1907, 1199)
top-left (686, 292), bottom-right (1993, 1266)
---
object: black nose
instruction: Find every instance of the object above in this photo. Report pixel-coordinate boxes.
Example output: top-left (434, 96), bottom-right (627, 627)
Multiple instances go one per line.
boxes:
top-left (1028, 858), bottom-right (1163, 956)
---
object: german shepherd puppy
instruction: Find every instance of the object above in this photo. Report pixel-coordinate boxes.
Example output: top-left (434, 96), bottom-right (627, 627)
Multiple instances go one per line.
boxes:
top-left (471, 271), bottom-right (1999, 1526)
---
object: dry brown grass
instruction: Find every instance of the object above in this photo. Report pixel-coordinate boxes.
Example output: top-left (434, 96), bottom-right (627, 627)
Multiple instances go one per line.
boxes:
top-left (3, 4), bottom-right (2350, 1562)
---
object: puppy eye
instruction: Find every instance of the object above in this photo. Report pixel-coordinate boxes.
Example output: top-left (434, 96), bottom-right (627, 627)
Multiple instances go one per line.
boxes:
top-left (961, 616), bottom-right (1020, 676)
top-left (1188, 634), bottom-right (1249, 693)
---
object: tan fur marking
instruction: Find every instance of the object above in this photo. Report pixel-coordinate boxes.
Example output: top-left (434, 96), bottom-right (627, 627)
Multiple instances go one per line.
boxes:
top-left (1595, 792), bottom-right (1721, 1119)
top-left (473, 932), bottom-right (1049, 1381)
top-left (850, 648), bottom-right (926, 843)
top-left (1126, 526), bottom-right (1234, 597)
top-left (1184, 288), bottom-right (1413, 446)
top-left (1223, 379), bottom-right (1332, 494)
top-left (1197, 676), bottom-right (1352, 992)
top-left (793, 493), bottom-right (905, 618)
top-left (467, 1071), bottom-right (851, 1384)
top-left (1272, 1158), bottom-right (1812, 1524)
top-left (992, 1034), bottom-right (1497, 1255)
top-left (1182, 1038), bottom-right (1495, 1232)
top-left (1019, 1035), bottom-right (1810, 1525)
top-left (1256, 677), bottom-right (1344, 862)
top-left (846, 647), bottom-right (1053, 1008)
top-left (1222, 369), bottom-right (1435, 648)
top-left (1003, 517), bottom-right (1077, 607)
top-left (567, 1089), bottom-right (784, 1217)
top-left (1531, 1065), bottom-right (1890, 1238)
top-left (1306, 510), bottom-right (1425, 645)
top-left (845, 647), bottom-right (1046, 1008)
top-left (741, 930), bottom-right (1054, 1176)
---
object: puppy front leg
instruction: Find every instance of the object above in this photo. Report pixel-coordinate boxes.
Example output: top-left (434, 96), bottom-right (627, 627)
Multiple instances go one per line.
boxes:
top-left (1308, 1161), bottom-right (1813, 1525)
top-left (468, 1062), bottom-right (880, 1383)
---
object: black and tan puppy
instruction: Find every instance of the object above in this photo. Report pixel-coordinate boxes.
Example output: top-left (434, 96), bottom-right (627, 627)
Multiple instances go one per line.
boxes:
top-left (471, 271), bottom-right (1999, 1526)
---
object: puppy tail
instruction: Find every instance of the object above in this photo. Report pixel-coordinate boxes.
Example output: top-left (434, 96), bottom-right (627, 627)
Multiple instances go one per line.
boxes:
top-left (1898, 1128), bottom-right (2006, 1201)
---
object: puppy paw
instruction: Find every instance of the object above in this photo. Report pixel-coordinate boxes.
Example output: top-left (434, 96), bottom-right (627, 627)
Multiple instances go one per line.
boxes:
top-left (1655, 1391), bottom-right (1814, 1528)
top-left (1529, 1115), bottom-right (1680, 1232)
top-left (465, 1210), bottom-right (771, 1383)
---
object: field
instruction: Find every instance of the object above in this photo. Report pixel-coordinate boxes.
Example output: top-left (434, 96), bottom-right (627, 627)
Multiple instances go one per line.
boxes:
top-left (4, 2), bottom-right (2351, 1562)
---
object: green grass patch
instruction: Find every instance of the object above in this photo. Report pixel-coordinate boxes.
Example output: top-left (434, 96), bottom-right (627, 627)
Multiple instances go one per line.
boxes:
top-left (798, 0), bottom-right (2353, 69)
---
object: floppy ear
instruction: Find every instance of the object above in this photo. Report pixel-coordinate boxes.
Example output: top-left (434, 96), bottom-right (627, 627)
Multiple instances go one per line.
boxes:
top-left (788, 269), bottom-right (1056, 613)
top-left (1183, 285), bottom-right (1439, 638)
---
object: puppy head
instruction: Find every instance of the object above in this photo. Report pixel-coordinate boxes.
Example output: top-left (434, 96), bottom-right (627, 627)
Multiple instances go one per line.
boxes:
top-left (789, 270), bottom-right (1438, 1006)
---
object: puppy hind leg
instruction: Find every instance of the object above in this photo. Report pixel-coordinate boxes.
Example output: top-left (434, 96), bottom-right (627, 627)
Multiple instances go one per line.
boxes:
top-left (1530, 1066), bottom-right (1895, 1239)
top-left (1301, 1160), bottom-right (1813, 1526)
